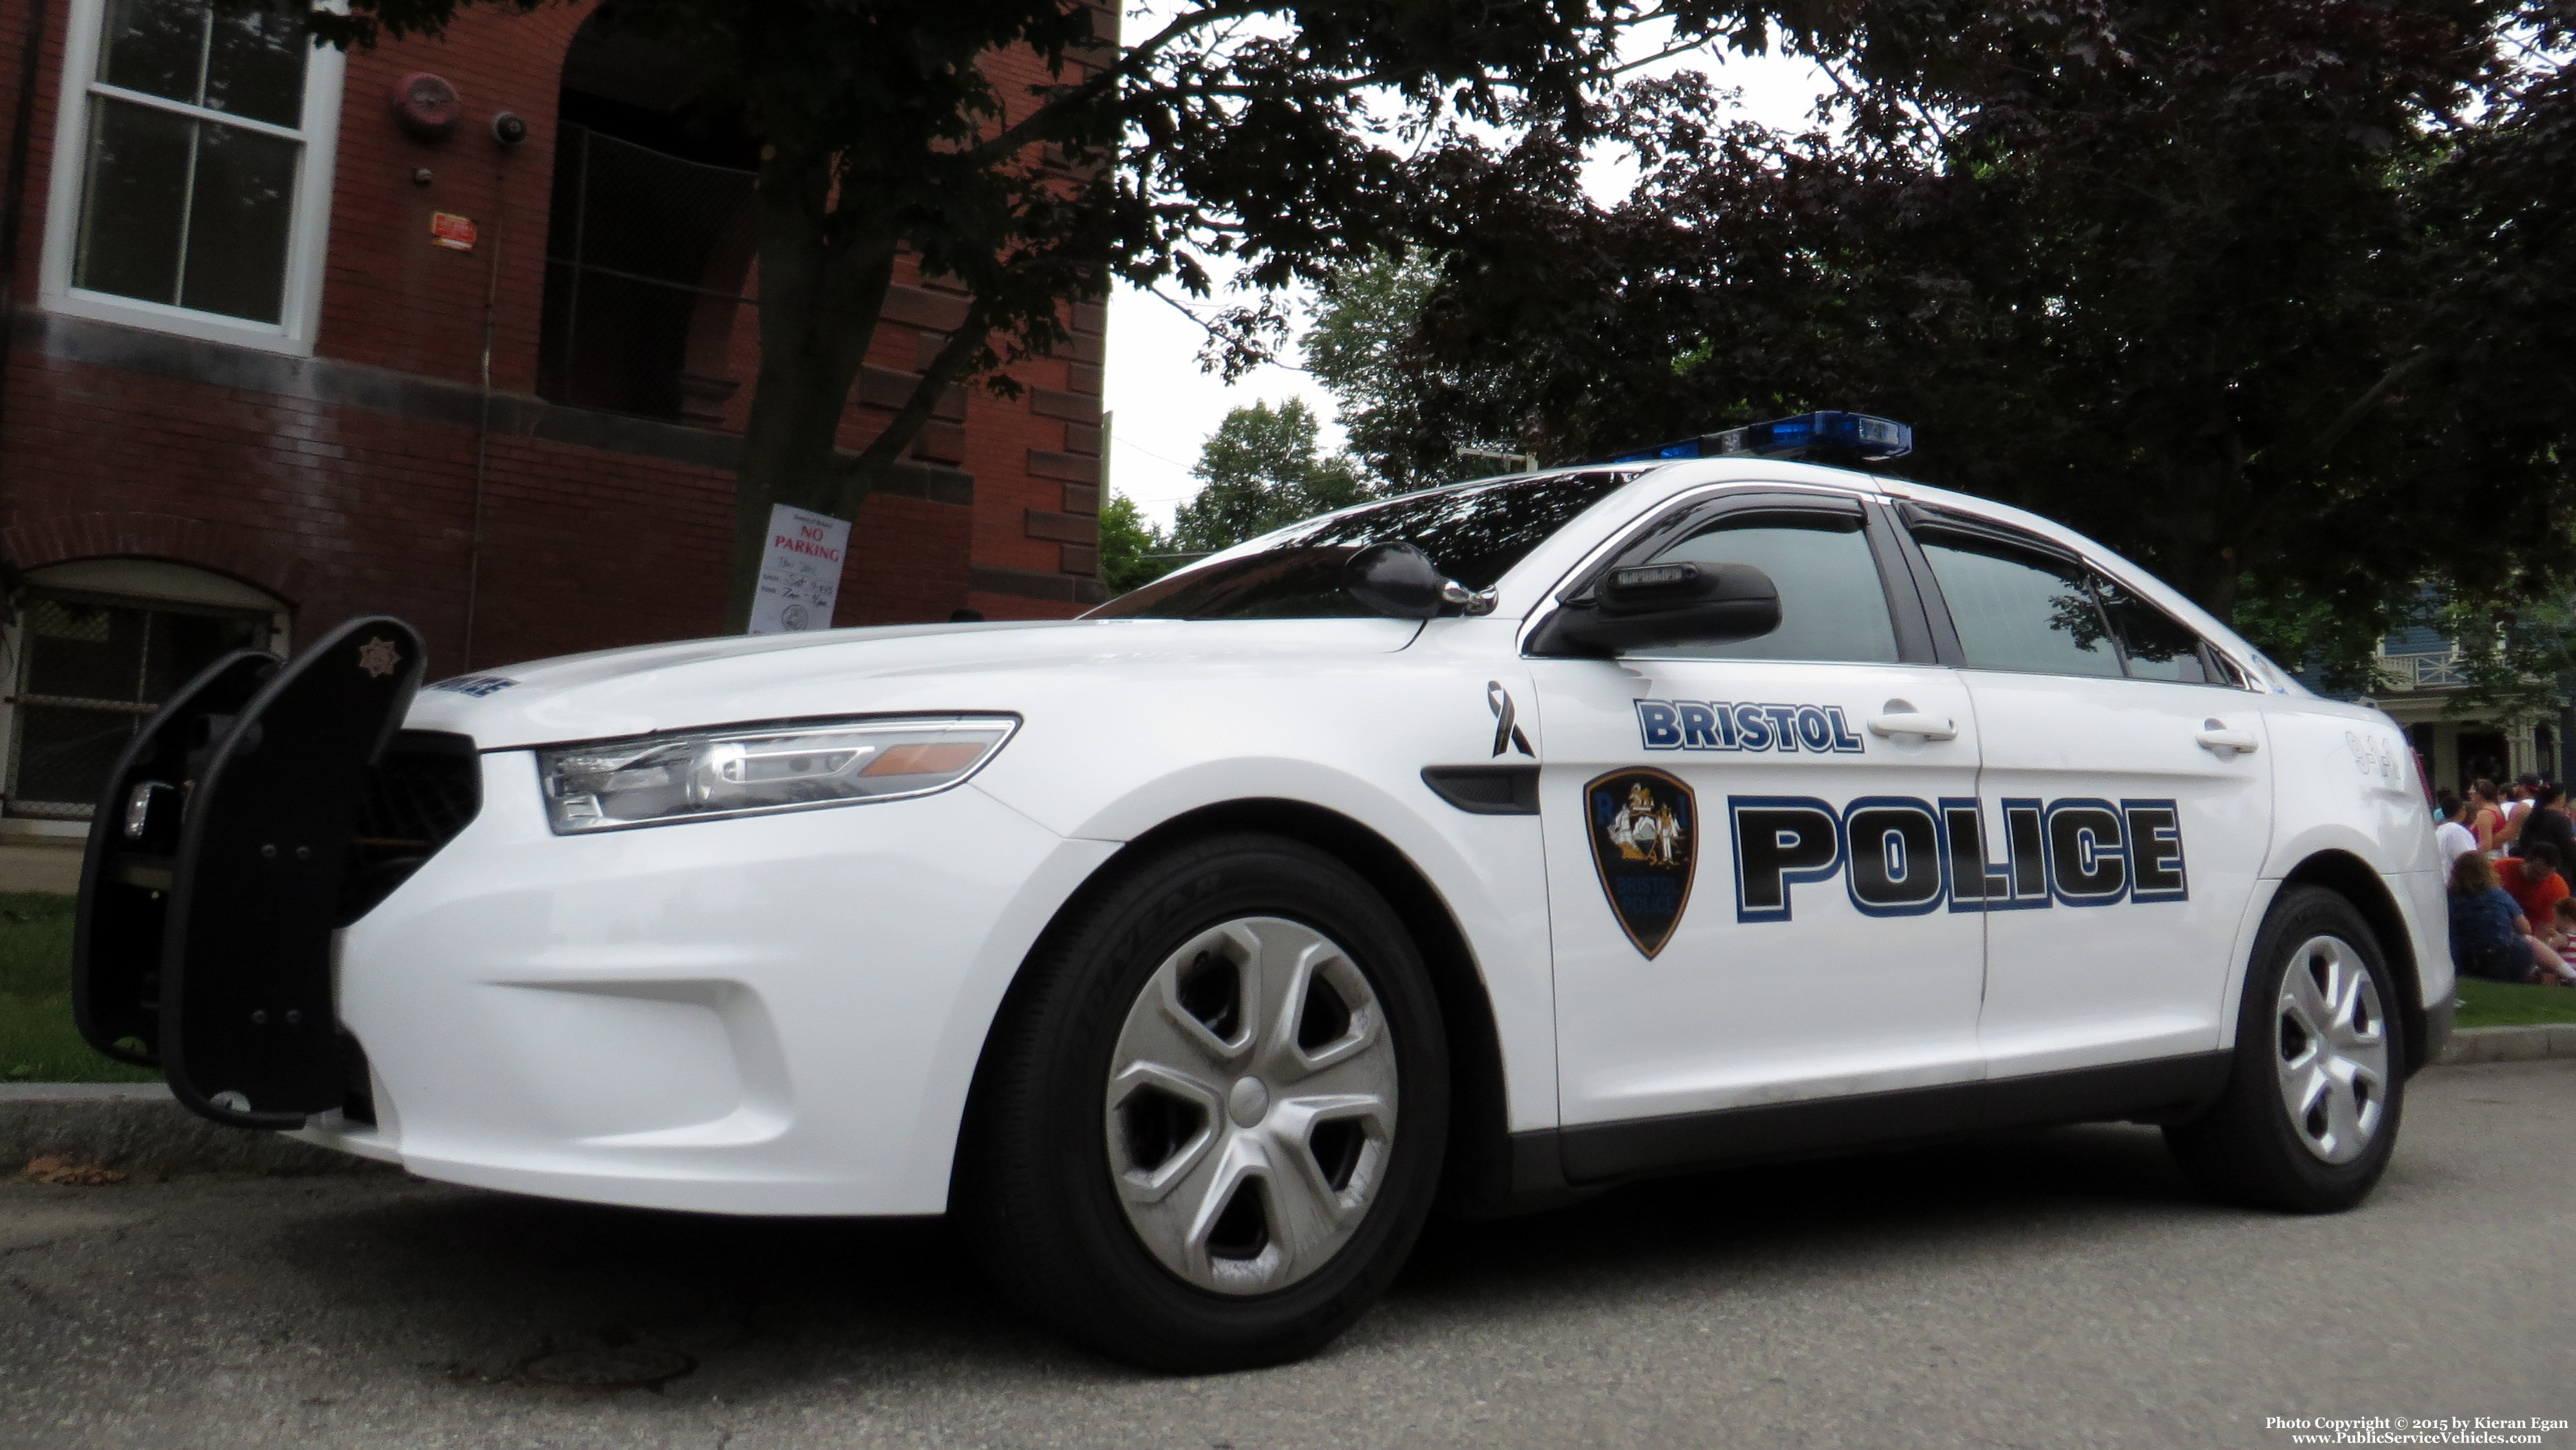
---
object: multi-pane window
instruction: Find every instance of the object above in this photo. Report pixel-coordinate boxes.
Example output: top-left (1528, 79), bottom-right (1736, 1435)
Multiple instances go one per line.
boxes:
top-left (54, 0), bottom-right (334, 335)
top-left (6, 593), bottom-right (275, 820)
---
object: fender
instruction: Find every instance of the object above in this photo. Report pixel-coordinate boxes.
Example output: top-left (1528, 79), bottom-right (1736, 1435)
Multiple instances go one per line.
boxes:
top-left (980, 756), bottom-right (1558, 1139)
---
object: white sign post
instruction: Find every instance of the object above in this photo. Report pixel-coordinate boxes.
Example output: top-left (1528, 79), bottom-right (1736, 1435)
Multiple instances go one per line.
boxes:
top-left (747, 502), bottom-right (852, 635)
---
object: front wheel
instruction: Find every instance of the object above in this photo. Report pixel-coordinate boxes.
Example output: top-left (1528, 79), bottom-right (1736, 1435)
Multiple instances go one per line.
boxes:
top-left (958, 833), bottom-right (1450, 1371)
top-left (2165, 884), bottom-right (2405, 1212)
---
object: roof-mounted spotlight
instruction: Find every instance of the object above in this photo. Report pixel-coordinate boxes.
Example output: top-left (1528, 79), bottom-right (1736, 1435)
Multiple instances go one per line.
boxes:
top-left (1603, 411), bottom-right (1913, 466)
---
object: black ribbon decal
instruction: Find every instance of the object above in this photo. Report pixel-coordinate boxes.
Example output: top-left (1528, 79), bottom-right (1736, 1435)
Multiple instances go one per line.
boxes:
top-left (1488, 681), bottom-right (1535, 758)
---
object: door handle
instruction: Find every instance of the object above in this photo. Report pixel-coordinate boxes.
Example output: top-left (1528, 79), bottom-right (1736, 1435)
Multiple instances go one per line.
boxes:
top-left (2196, 721), bottom-right (2261, 756)
top-left (1867, 712), bottom-right (1958, 741)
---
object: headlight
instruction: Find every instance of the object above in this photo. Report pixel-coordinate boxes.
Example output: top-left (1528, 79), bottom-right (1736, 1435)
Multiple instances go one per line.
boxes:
top-left (537, 715), bottom-right (1018, 833)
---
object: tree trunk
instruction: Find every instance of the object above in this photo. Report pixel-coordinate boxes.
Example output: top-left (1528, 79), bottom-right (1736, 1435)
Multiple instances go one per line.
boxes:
top-left (2193, 544), bottom-right (2240, 625)
top-left (723, 148), bottom-right (899, 632)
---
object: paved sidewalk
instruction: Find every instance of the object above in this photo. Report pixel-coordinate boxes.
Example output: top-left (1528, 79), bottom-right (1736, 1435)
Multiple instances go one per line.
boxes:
top-left (0, 1060), bottom-right (2567, 1449)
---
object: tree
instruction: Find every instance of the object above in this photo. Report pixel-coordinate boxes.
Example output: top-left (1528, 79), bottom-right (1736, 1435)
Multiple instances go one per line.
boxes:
top-left (310, 0), bottom-right (1721, 629)
top-left (1095, 489), bottom-right (1170, 595)
top-left (1169, 400), bottom-right (1371, 556)
top-left (1317, 1), bottom-right (2576, 657)
top-left (1303, 253), bottom-right (1460, 493)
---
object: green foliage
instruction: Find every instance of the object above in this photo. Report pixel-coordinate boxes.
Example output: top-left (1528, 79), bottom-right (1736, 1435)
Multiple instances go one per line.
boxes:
top-left (1305, 254), bottom-right (1456, 492)
top-left (1334, 1), bottom-right (2576, 629)
top-left (1170, 401), bottom-right (1373, 556)
top-left (0, 894), bottom-right (157, 1084)
top-left (2231, 580), bottom-right (2401, 696)
top-left (1304, 250), bottom-right (1581, 489)
top-left (2435, 596), bottom-right (2576, 726)
top-left (1096, 491), bottom-right (1172, 595)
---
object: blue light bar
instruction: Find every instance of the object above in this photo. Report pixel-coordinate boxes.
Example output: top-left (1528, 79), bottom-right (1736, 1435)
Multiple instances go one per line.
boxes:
top-left (1607, 411), bottom-right (1914, 465)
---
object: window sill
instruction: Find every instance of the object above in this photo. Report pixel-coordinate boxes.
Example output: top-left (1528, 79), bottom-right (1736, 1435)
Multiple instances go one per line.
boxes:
top-left (41, 289), bottom-right (312, 358)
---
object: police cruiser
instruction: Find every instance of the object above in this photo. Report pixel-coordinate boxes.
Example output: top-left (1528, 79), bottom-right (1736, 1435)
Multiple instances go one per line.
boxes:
top-left (75, 414), bottom-right (2447, 1371)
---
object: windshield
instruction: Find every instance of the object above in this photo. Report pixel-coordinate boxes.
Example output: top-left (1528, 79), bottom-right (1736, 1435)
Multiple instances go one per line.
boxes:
top-left (1088, 471), bottom-right (1635, 620)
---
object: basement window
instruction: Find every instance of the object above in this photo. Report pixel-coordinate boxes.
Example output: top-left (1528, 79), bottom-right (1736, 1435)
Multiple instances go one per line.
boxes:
top-left (3, 566), bottom-right (286, 822)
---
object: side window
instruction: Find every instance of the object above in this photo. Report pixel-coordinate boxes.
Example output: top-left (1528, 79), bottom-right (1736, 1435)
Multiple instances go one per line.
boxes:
top-left (1642, 513), bottom-right (1899, 663)
top-left (2094, 575), bottom-right (2211, 684)
top-left (1918, 536), bottom-right (2123, 678)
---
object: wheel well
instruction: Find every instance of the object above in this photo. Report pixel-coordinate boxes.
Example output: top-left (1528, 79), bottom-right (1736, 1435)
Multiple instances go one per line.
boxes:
top-left (985, 798), bottom-right (1519, 1217)
top-left (2282, 851), bottom-right (2431, 1075)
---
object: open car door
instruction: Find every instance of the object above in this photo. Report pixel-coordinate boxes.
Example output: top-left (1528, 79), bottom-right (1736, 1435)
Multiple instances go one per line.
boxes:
top-left (74, 617), bottom-right (426, 1128)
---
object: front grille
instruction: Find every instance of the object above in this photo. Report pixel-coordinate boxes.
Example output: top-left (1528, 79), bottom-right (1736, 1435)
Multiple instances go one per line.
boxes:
top-left (354, 734), bottom-right (482, 854)
top-left (339, 731), bottom-right (481, 923)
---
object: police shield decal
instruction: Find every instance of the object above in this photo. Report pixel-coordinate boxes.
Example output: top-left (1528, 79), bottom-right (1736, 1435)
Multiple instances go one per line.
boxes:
top-left (1586, 768), bottom-right (1697, 958)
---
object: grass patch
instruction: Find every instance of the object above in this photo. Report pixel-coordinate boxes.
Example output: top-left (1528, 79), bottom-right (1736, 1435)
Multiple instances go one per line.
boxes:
top-left (2454, 977), bottom-right (2576, 1030)
top-left (0, 892), bottom-right (159, 1084)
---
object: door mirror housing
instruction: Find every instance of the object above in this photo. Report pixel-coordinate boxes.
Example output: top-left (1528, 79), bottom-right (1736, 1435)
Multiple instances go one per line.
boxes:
top-left (1343, 542), bottom-right (1493, 620)
top-left (1527, 561), bottom-right (1781, 656)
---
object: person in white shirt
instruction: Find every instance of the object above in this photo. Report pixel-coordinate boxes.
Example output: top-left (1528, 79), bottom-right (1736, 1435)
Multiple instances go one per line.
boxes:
top-left (2436, 796), bottom-right (2480, 864)
top-left (2503, 777), bottom-right (2537, 834)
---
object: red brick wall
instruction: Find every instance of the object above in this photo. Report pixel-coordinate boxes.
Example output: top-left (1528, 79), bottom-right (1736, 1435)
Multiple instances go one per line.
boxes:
top-left (1, 0), bottom-right (68, 314)
top-left (318, 5), bottom-right (586, 394)
top-left (0, 0), bottom-right (1104, 680)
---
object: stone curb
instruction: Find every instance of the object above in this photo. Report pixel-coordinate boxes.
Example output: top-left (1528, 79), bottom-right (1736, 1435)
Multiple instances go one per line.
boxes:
top-left (2434, 1023), bottom-right (2576, 1066)
top-left (0, 1083), bottom-right (388, 1180)
top-left (3, 1029), bottom-right (2570, 1180)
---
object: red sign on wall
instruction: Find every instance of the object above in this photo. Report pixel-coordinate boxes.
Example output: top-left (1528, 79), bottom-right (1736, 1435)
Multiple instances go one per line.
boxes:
top-left (429, 212), bottom-right (477, 251)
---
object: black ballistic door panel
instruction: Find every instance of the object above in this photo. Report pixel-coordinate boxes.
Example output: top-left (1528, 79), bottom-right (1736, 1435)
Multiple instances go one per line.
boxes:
top-left (74, 650), bottom-right (281, 1067)
top-left (163, 617), bottom-right (426, 1127)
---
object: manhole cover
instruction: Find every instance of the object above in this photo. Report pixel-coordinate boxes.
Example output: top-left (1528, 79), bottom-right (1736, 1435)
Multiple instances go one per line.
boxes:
top-left (519, 1345), bottom-right (694, 1390)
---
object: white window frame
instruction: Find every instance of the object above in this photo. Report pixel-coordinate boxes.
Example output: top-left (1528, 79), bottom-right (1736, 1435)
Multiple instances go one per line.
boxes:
top-left (38, 0), bottom-right (345, 355)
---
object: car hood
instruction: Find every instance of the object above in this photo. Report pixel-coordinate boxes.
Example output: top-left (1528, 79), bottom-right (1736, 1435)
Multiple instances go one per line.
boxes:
top-left (403, 617), bottom-right (1425, 749)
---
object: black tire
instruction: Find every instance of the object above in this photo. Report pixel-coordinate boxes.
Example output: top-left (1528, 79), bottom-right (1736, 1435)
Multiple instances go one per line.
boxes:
top-left (2165, 884), bottom-right (2407, 1213)
top-left (957, 832), bottom-right (1450, 1372)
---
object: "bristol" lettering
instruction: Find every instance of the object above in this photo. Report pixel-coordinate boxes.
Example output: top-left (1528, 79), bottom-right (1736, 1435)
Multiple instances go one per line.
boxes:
top-left (1636, 699), bottom-right (1866, 754)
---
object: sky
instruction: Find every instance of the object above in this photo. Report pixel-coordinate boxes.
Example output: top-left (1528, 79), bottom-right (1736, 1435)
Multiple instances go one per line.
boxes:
top-left (1099, 39), bottom-right (1835, 527)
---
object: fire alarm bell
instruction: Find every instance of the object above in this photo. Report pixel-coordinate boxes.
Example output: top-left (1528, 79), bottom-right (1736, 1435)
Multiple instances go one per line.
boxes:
top-left (392, 72), bottom-right (460, 142)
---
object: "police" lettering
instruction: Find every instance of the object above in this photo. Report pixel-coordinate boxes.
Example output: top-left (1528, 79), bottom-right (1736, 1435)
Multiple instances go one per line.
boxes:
top-left (1730, 793), bottom-right (2188, 921)
top-left (1637, 699), bottom-right (1865, 754)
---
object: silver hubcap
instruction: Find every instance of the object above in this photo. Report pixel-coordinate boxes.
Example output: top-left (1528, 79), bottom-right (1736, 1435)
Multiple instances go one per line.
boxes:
top-left (2274, 935), bottom-right (2389, 1164)
top-left (1104, 917), bottom-right (1398, 1295)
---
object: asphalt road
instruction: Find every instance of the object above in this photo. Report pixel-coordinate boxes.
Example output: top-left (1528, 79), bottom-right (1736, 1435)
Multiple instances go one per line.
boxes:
top-left (0, 1060), bottom-right (2568, 1450)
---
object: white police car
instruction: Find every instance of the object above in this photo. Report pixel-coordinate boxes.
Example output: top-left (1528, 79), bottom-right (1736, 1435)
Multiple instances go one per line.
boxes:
top-left (76, 415), bottom-right (2447, 1371)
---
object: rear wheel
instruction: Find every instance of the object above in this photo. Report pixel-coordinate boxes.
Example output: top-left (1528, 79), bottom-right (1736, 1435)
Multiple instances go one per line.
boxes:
top-left (960, 833), bottom-right (1448, 1371)
top-left (2165, 885), bottom-right (2405, 1212)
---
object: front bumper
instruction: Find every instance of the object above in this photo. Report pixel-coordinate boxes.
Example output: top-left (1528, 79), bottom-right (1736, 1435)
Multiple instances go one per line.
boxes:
top-left (302, 750), bottom-right (1117, 1214)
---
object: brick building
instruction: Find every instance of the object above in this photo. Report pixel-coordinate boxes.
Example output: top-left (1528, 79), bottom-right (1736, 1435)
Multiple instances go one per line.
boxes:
top-left (0, 0), bottom-right (1110, 884)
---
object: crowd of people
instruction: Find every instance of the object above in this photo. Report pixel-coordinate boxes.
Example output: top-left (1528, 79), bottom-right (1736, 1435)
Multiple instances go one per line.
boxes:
top-left (2438, 774), bottom-right (2576, 987)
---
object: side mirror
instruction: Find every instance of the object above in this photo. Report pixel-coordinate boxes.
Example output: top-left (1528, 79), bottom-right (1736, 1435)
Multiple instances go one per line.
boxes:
top-left (1344, 542), bottom-right (1492, 620)
top-left (1527, 560), bottom-right (1781, 656)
